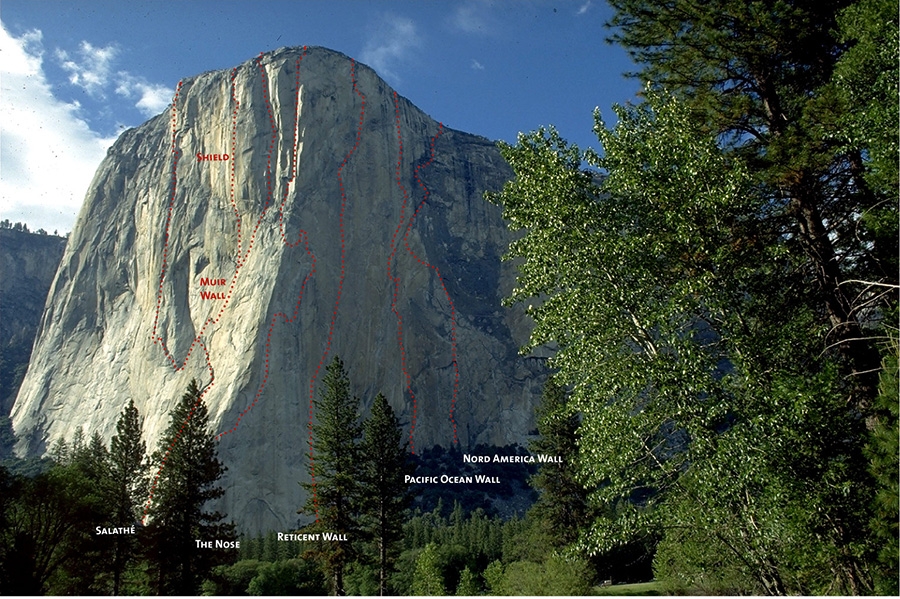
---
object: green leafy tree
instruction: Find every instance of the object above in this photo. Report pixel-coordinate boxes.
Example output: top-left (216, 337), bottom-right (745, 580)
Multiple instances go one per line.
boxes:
top-left (605, 0), bottom-right (896, 412)
top-left (499, 554), bottom-right (593, 596)
top-left (145, 379), bottom-right (235, 595)
top-left (488, 83), bottom-right (880, 593)
top-left (412, 542), bottom-right (446, 596)
top-left (201, 559), bottom-right (263, 595)
top-left (455, 565), bottom-right (480, 595)
top-left (0, 444), bottom-right (110, 594)
top-left (832, 0), bottom-right (899, 197)
top-left (247, 559), bottom-right (328, 596)
top-left (107, 399), bottom-right (149, 595)
top-left (601, 1), bottom-right (897, 591)
top-left (866, 336), bottom-right (899, 594)
top-left (832, 18), bottom-right (899, 589)
top-left (300, 356), bottom-right (362, 595)
top-left (482, 560), bottom-right (504, 594)
top-left (358, 392), bottom-right (413, 595)
top-left (0, 468), bottom-right (84, 594)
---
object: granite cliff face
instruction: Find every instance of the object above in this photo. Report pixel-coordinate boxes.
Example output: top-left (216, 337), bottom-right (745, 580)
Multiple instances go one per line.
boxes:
top-left (0, 229), bottom-right (67, 416)
top-left (11, 46), bottom-right (542, 532)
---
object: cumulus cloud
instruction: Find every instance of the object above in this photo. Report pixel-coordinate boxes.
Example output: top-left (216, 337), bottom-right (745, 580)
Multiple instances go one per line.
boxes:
top-left (0, 23), bottom-right (116, 233)
top-left (115, 73), bottom-right (172, 117)
top-left (56, 40), bottom-right (119, 97)
top-left (577, 1), bottom-right (592, 15)
top-left (360, 14), bottom-right (420, 83)
top-left (54, 35), bottom-right (171, 118)
top-left (471, 59), bottom-right (485, 71)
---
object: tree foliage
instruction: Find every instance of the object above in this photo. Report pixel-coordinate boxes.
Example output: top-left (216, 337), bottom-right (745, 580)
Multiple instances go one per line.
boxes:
top-left (0, 458), bottom-right (105, 593)
top-left (300, 356), bottom-right (363, 595)
top-left (411, 542), bottom-right (446, 596)
top-left (145, 379), bottom-right (234, 595)
top-left (108, 399), bottom-right (149, 594)
top-left (455, 565), bottom-right (480, 595)
top-left (0, 429), bottom-right (116, 594)
top-left (832, 0), bottom-right (899, 197)
top-left (529, 378), bottom-right (590, 549)
top-left (487, 2), bottom-right (897, 583)
top-left (358, 392), bottom-right (413, 595)
top-left (866, 334), bottom-right (900, 595)
top-left (246, 558), bottom-right (327, 596)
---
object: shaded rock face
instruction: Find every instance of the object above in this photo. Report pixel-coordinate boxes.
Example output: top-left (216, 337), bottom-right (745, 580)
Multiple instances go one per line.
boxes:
top-left (0, 229), bottom-right (67, 416)
top-left (11, 46), bottom-right (543, 533)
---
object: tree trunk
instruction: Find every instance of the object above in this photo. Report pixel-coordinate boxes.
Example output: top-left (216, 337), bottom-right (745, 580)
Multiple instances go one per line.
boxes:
top-left (790, 179), bottom-right (882, 412)
top-left (379, 502), bottom-right (387, 596)
top-left (334, 565), bottom-right (344, 596)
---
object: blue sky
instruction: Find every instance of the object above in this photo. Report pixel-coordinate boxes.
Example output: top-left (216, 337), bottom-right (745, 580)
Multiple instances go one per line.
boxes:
top-left (1, 0), bottom-right (639, 234)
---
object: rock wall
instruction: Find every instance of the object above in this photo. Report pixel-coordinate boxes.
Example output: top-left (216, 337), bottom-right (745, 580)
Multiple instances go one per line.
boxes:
top-left (11, 46), bottom-right (543, 532)
top-left (0, 229), bottom-right (67, 415)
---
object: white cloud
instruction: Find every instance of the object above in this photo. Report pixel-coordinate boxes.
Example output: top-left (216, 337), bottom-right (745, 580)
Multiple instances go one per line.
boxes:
top-left (0, 23), bottom-right (116, 233)
top-left (360, 14), bottom-right (420, 83)
top-left (577, 1), bottom-right (592, 15)
top-left (56, 40), bottom-right (119, 97)
top-left (54, 36), bottom-right (171, 118)
top-left (452, 5), bottom-right (486, 34)
top-left (471, 59), bottom-right (485, 71)
top-left (115, 73), bottom-right (172, 117)
top-left (450, 2), bottom-right (499, 35)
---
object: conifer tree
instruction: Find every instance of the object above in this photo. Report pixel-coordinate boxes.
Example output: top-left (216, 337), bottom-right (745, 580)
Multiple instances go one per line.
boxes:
top-left (605, 0), bottom-right (895, 411)
top-left (108, 399), bottom-right (149, 595)
top-left (145, 379), bottom-right (234, 595)
top-left (300, 356), bottom-right (362, 595)
top-left (1, 430), bottom-right (110, 594)
top-left (64, 431), bottom-right (118, 593)
top-left (358, 393), bottom-right (413, 595)
top-left (528, 378), bottom-right (589, 547)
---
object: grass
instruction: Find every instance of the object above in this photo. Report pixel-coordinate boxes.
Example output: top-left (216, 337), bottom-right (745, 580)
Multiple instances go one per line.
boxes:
top-left (593, 580), bottom-right (664, 596)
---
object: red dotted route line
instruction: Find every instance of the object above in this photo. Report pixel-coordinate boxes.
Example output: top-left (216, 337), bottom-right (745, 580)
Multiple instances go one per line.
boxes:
top-left (402, 123), bottom-right (459, 446)
top-left (229, 67), bottom-right (244, 266)
top-left (144, 49), bottom-right (322, 523)
top-left (144, 50), bottom-right (454, 525)
top-left (145, 79), bottom-right (221, 523)
top-left (216, 50), bottom-right (312, 441)
top-left (150, 80), bottom-right (183, 341)
top-left (387, 92), bottom-right (417, 452)
top-left (387, 96), bottom-right (458, 449)
top-left (304, 58), bottom-right (366, 521)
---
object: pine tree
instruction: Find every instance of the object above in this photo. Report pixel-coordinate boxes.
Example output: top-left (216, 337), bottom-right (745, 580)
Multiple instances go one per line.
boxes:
top-left (300, 356), bottom-right (362, 595)
top-left (49, 437), bottom-right (69, 463)
top-left (528, 378), bottom-right (589, 547)
top-left (145, 379), bottom-right (235, 595)
top-left (108, 399), bottom-right (149, 595)
top-left (358, 393), bottom-right (413, 595)
top-left (62, 431), bottom-right (117, 594)
top-left (605, 0), bottom-right (895, 414)
top-left (1, 431), bottom-right (111, 594)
